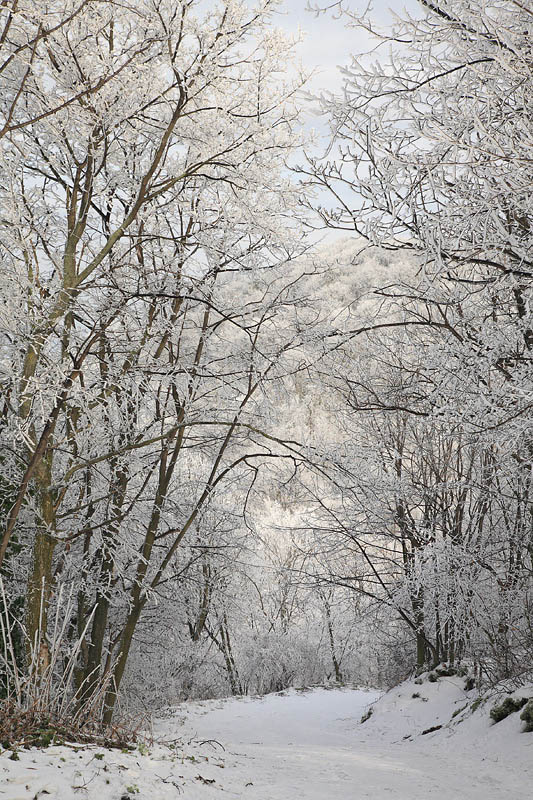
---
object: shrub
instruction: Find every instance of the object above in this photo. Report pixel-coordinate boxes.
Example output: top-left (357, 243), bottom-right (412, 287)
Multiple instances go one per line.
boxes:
top-left (490, 696), bottom-right (528, 724)
top-left (519, 700), bottom-right (533, 733)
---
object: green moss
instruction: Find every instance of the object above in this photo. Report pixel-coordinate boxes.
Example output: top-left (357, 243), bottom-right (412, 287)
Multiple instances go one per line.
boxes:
top-left (452, 703), bottom-right (468, 719)
top-left (34, 728), bottom-right (61, 748)
top-left (490, 696), bottom-right (528, 723)
top-left (470, 697), bottom-right (483, 713)
top-left (519, 699), bottom-right (533, 732)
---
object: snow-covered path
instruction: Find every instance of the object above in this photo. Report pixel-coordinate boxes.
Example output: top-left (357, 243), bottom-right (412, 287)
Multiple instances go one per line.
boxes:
top-left (2, 686), bottom-right (532, 799)
top-left (155, 686), bottom-right (532, 800)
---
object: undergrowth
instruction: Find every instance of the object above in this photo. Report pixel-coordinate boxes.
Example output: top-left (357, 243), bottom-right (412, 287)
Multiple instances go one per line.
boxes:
top-left (0, 579), bottom-right (141, 749)
top-left (0, 701), bottom-right (141, 749)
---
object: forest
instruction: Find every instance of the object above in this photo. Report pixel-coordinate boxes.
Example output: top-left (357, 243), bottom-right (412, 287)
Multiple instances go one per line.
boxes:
top-left (0, 0), bottom-right (532, 746)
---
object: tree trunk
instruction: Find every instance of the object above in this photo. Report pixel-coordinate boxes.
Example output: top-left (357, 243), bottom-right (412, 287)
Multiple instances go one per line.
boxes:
top-left (26, 449), bottom-right (56, 672)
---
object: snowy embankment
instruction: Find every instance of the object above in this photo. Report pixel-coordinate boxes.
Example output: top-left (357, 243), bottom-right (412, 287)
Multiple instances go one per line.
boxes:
top-left (1, 677), bottom-right (532, 799)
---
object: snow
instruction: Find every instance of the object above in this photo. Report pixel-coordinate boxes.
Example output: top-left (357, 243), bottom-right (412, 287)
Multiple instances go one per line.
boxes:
top-left (1, 680), bottom-right (532, 799)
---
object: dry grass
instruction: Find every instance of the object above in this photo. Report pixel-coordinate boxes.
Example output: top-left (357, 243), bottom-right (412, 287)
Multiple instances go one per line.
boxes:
top-left (0, 579), bottom-right (141, 749)
top-left (0, 701), bottom-right (141, 749)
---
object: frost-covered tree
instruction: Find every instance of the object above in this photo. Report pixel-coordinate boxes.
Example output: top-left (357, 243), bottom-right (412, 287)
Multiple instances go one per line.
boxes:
top-left (0, 0), bottom-right (322, 722)
top-left (303, 0), bottom-right (533, 679)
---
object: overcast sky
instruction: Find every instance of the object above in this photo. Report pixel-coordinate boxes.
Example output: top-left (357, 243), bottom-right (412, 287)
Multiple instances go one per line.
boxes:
top-left (273, 1), bottom-right (420, 94)
top-left (265, 1), bottom-right (421, 237)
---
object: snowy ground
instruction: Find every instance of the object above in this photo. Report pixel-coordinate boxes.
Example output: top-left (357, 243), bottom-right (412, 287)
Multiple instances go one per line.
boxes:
top-left (1, 678), bottom-right (532, 799)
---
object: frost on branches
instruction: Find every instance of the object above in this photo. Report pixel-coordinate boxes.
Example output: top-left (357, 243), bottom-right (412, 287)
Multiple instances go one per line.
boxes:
top-left (0, 0), bottom-right (323, 725)
top-left (303, 0), bottom-right (533, 682)
top-left (1, 0), bottom-right (532, 733)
